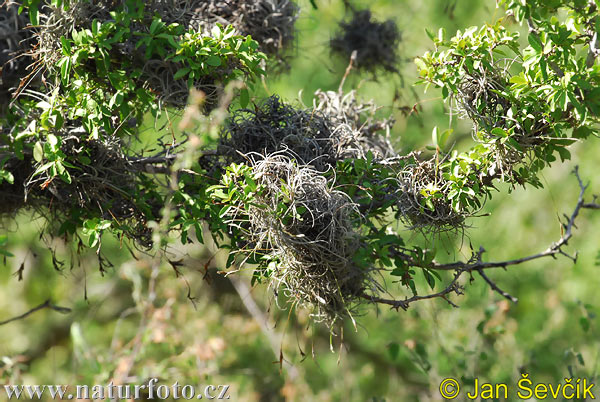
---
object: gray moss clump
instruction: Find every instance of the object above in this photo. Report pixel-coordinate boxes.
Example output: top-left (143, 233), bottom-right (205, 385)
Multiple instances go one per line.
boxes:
top-left (396, 156), bottom-right (468, 232)
top-left (215, 91), bottom-right (398, 326)
top-left (0, 110), bottom-right (155, 247)
top-left (227, 154), bottom-right (370, 327)
top-left (214, 90), bottom-right (475, 324)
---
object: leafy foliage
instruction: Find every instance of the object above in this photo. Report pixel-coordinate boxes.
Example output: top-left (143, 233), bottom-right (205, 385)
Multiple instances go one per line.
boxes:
top-left (2, 1), bottom-right (600, 400)
top-left (1, 0), bottom-right (600, 330)
top-left (415, 2), bottom-right (600, 215)
top-left (1, 0), bottom-right (266, 253)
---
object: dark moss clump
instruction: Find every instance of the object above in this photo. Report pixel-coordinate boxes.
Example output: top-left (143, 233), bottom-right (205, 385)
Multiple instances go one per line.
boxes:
top-left (330, 10), bottom-right (401, 74)
top-left (217, 96), bottom-right (336, 172)
top-left (191, 0), bottom-right (299, 58)
top-left (217, 92), bottom-right (395, 173)
top-left (0, 1), bottom-right (34, 108)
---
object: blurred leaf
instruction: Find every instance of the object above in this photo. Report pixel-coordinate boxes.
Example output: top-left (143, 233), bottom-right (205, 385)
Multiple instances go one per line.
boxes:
top-left (388, 342), bottom-right (400, 360)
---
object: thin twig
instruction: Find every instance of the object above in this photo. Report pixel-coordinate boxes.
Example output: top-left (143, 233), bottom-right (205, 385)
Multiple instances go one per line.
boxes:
top-left (360, 270), bottom-right (464, 310)
top-left (229, 275), bottom-right (299, 380)
top-left (0, 299), bottom-right (71, 326)
top-left (477, 269), bottom-right (518, 303)
top-left (338, 50), bottom-right (357, 94)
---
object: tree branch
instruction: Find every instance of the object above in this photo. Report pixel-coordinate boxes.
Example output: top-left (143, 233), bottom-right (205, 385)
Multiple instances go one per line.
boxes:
top-left (431, 167), bottom-right (589, 271)
top-left (476, 269), bottom-right (518, 303)
top-left (360, 270), bottom-right (464, 310)
top-left (127, 150), bottom-right (219, 174)
top-left (363, 166), bottom-right (597, 310)
top-left (0, 299), bottom-right (72, 326)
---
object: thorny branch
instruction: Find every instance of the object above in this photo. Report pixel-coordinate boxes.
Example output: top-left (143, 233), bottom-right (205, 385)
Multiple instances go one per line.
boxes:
top-left (362, 167), bottom-right (599, 310)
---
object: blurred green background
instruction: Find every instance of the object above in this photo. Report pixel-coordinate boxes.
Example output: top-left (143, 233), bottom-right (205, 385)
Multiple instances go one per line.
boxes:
top-left (1, 0), bottom-right (599, 400)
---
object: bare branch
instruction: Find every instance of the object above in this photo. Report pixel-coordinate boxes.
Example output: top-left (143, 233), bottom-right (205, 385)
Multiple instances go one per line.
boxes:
top-left (397, 167), bottom-right (593, 273)
top-left (338, 50), bottom-right (357, 94)
top-left (127, 149), bottom-right (219, 174)
top-left (127, 155), bottom-right (178, 165)
top-left (229, 275), bottom-right (299, 380)
top-left (0, 299), bottom-right (71, 326)
top-left (476, 269), bottom-right (518, 303)
top-left (360, 270), bottom-right (465, 311)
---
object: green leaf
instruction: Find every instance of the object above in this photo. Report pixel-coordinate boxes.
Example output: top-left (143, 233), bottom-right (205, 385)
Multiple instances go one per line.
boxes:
top-left (36, 101), bottom-right (52, 110)
top-left (243, 170), bottom-right (256, 191)
top-left (423, 270), bottom-right (436, 290)
top-left (60, 57), bottom-right (71, 85)
top-left (438, 129), bottom-right (453, 150)
top-left (97, 220), bottom-right (112, 230)
top-left (491, 127), bottom-right (508, 137)
top-left (573, 126), bottom-right (593, 139)
top-left (149, 18), bottom-right (162, 35)
top-left (47, 134), bottom-right (58, 147)
top-left (173, 67), bottom-right (190, 80)
top-left (88, 232), bottom-right (99, 248)
top-left (156, 33), bottom-right (178, 48)
top-left (239, 88), bottom-right (249, 108)
top-left (431, 126), bottom-right (439, 148)
top-left (32, 162), bottom-right (54, 177)
top-left (506, 137), bottom-right (522, 151)
top-left (219, 205), bottom-right (230, 218)
top-left (60, 36), bottom-right (71, 56)
top-left (425, 28), bottom-right (435, 41)
top-left (194, 222), bottom-right (204, 243)
top-left (211, 24), bottom-right (222, 39)
top-left (61, 171), bottom-right (72, 184)
top-left (83, 218), bottom-right (98, 230)
top-left (92, 19), bottom-right (100, 35)
top-left (556, 147), bottom-right (571, 162)
top-left (29, 5), bottom-right (39, 25)
top-left (206, 55), bottom-right (222, 66)
top-left (425, 198), bottom-right (435, 211)
top-left (539, 57), bottom-right (548, 81)
top-left (33, 142), bottom-right (44, 162)
top-left (528, 33), bottom-right (543, 52)
top-left (441, 85), bottom-right (449, 98)
top-left (438, 27), bottom-right (445, 42)
top-left (0, 169), bottom-right (14, 184)
top-left (509, 74), bottom-right (528, 85)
